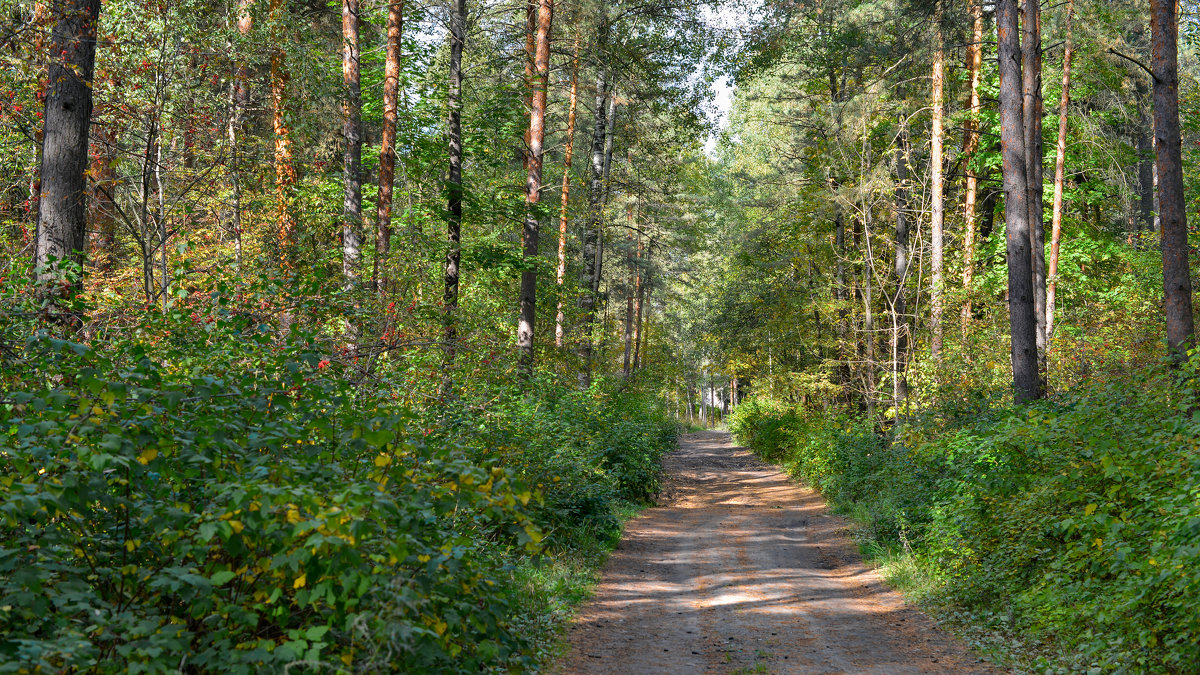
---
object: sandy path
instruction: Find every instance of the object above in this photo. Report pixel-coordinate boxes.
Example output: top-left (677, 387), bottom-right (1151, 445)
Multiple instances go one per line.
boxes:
top-left (559, 431), bottom-right (998, 674)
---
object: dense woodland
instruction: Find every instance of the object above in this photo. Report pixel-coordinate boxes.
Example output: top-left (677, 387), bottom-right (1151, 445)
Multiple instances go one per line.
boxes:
top-left (4, 0), bottom-right (1200, 671)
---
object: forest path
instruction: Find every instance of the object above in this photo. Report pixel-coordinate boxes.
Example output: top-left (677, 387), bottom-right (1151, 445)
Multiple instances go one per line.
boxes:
top-left (559, 431), bottom-right (998, 674)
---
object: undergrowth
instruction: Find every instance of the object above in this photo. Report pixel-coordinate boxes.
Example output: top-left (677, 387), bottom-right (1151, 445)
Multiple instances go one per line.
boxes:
top-left (730, 365), bottom-right (1200, 674)
top-left (0, 278), bottom-right (676, 674)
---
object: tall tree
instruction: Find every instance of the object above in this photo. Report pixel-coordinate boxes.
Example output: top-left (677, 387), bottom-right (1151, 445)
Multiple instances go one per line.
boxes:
top-left (442, 0), bottom-right (466, 394)
top-left (555, 33), bottom-right (580, 349)
top-left (929, 0), bottom-right (945, 359)
top-left (1023, 0), bottom-right (1047, 376)
top-left (961, 0), bottom-right (983, 334)
top-left (342, 0), bottom-right (363, 288)
top-left (270, 0), bottom-right (298, 258)
top-left (517, 0), bottom-right (554, 377)
top-left (35, 0), bottom-right (103, 286)
top-left (374, 0), bottom-right (404, 293)
top-left (578, 16), bottom-right (609, 387)
top-left (998, 0), bottom-right (1041, 401)
top-left (1045, 0), bottom-right (1074, 346)
top-left (1151, 0), bottom-right (1196, 359)
top-left (893, 118), bottom-right (912, 407)
top-left (227, 0), bottom-right (254, 271)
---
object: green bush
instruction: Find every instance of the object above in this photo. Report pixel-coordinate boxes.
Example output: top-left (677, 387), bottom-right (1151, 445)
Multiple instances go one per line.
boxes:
top-left (730, 370), bottom-right (1200, 672)
top-left (1, 294), bottom-right (677, 673)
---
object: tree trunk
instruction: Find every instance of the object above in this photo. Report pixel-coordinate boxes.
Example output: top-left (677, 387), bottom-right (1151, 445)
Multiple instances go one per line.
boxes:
top-left (227, 0), bottom-right (252, 271)
top-left (622, 217), bottom-right (636, 378)
top-left (88, 127), bottom-right (118, 273)
top-left (893, 118), bottom-right (912, 408)
top-left (35, 0), bottom-right (102, 286)
top-left (555, 34), bottom-right (580, 348)
top-left (1151, 0), bottom-right (1197, 360)
top-left (998, 0), bottom-right (1042, 401)
top-left (374, 0), bottom-right (403, 293)
top-left (1023, 0), bottom-right (1047, 377)
top-left (577, 25), bottom-right (608, 387)
top-left (835, 211), bottom-right (851, 402)
top-left (961, 0), bottom-right (983, 335)
top-left (342, 0), bottom-right (363, 288)
top-left (634, 240), bottom-right (648, 370)
top-left (517, 0), bottom-right (553, 378)
top-left (1046, 0), bottom-right (1074, 347)
top-left (441, 0), bottom-right (466, 395)
top-left (270, 0), bottom-right (298, 260)
top-left (929, 0), bottom-right (945, 359)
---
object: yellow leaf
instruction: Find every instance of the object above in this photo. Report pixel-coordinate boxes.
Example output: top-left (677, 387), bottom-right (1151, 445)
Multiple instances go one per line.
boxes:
top-left (433, 619), bottom-right (447, 636)
top-left (374, 454), bottom-right (391, 467)
top-left (341, 654), bottom-right (353, 666)
top-left (137, 448), bottom-right (158, 465)
top-left (229, 520), bottom-right (244, 534)
top-left (1084, 503), bottom-right (1097, 516)
top-left (287, 509), bottom-right (302, 524)
top-left (125, 540), bottom-right (136, 552)
top-left (1093, 538), bottom-right (1104, 549)
top-left (1148, 558), bottom-right (1158, 566)
top-left (294, 574), bottom-right (306, 589)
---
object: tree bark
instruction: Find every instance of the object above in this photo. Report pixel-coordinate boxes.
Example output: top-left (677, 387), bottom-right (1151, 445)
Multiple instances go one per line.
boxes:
top-left (517, 0), bottom-right (553, 378)
top-left (88, 127), bottom-right (118, 273)
top-left (342, 0), bottom-right (363, 288)
top-left (929, 0), bottom-right (945, 359)
top-left (374, 0), bottom-right (403, 293)
top-left (1152, 0), bottom-right (1197, 360)
top-left (961, 0), bottom-right (983, 335)
top-left (1023, 0), bottom-right (1047, 377)
top-left (441, 0), bottom-right (465, 396)
top-left (577, 18), bottom-right (609, 387)
top-left (633, 239), bottom-right (648, 371)
top-left (35, 0), bottom-right (102, 286)
top-left (1046, 0), bottom-right (1073, 347)
top-left (893, 118), bottom-right (912, 408)
top-left (998, 0), bottom-right (1042, 401)
top-left (555, 34), bottom-right (580, 349)
top-left (270, 0), bottom-right (298, 261)
top-left (226, 0), bottom-right (252, 271)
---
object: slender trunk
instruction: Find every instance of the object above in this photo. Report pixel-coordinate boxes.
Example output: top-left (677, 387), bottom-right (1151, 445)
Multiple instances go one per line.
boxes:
top-left (622, 214), bottom-right (636, 378)
top-left (893, 118), bottom-right (911, 407)
top-left (577, 29), bottom-right (608, 387)
top-left (998, 0), bottom-right (1041, 401)
top-left (555, 34), bottom-right (580, 348)
top-left (270, 0), bottom-right (298, 261)
top-left (375, 0), bottom-right (403, 293)
top-left (633, 240), bottom-right (648, 370)
top-left (517, 0), bottom-right (553, 378)
top-left (834, 212), bottom-right (850, 402)
top-left (227, 0), bottom-right (252, 271)
top-left (1046, 0), bottom-right (1074, 347)
top-left (961, 0), bottom-right (983, 334)
top-left (1152, 0), bottom-right (1196, 359)
top-left (88, 127), bottom-right (118, 272)
top-left (441, 0), bottom-right (466, 395)
top-left (35, 0), bottom-right (102, 287)
top-left (1023, 0), bottom-right (1047, 376)
top-left (929, 0), bottom-right (945, 359)
top-left (342, 0), bottom-right (363, 288)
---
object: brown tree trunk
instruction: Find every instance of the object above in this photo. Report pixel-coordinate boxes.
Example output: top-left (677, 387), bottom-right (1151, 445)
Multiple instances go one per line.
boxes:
top-left (622, 214), bottom-right (636, 378)
top-left (226, 0), bottom-right (252, 271)
top-left (961, 0), bottom-right (983, 335)
top-left (555, 33), bottom-right (580, 349)
top-left (1046, 0), bottom-right (1074, 347)
top-left (35, 0), bottom-right (102, 287)
top-left (441, 0), bottom-right (466, 396)
top-left (633, 239), bottom-right (648, 370)
top-left (88, 127), bottom-right (118, 273)
top-left (342, 0), bottom-right (363, 288)
top-left (270, 0), bottom-right (298, 261)
top-left (517, 0), bottom-right (553, 378)
top-left (998, 0), bottom-right (1042, 401)
top-left (374, 0), bottom-right (403, 293)
top-left (929, 0), bottom-right (945, 360)
top-left (1023, 0), bottom-right (1047, 377)
top-left (1152, 0), bottom-right (1197, 359)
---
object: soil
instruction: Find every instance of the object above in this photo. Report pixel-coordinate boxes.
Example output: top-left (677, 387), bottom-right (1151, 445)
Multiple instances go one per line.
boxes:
top-left (559, 430), bottom-right (1000, 674)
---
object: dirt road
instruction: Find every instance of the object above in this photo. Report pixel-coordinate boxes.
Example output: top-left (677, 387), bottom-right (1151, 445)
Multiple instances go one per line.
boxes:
top-left (560, 431), bottom-right (997, 674)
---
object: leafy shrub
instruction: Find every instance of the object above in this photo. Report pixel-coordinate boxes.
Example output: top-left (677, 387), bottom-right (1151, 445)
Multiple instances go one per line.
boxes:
top-left (730, 369), bottom-right (1200, 672)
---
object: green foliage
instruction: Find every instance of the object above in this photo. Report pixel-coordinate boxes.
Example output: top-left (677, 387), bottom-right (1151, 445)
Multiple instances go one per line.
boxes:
top-left (730, 373), bottom-right (1200, 672)
top-left (0, 277), bottom-right (677, 673)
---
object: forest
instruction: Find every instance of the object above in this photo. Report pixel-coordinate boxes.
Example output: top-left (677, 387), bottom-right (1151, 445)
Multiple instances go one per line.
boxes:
top-left (3, 0), bottom-right (1200, 671)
